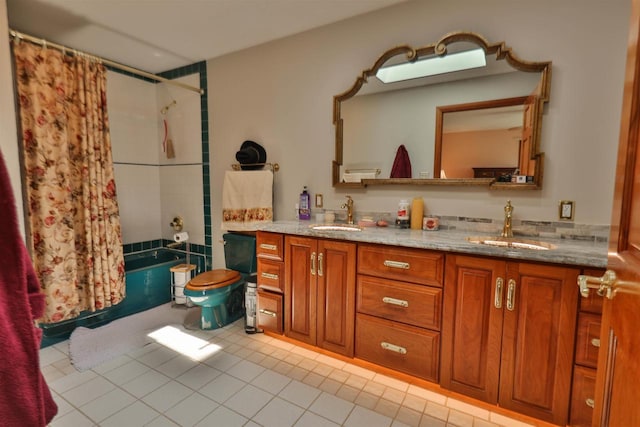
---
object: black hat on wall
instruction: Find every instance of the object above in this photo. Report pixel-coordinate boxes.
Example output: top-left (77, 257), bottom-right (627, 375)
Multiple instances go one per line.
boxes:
top-left (235, 140), bottom-right (267, 170)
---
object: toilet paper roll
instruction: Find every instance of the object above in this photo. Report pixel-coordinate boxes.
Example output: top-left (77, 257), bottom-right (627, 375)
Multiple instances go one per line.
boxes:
top-left (174, 271), bottom-right (189, 286)
top-left (173, 231), bottom-right (189, 242)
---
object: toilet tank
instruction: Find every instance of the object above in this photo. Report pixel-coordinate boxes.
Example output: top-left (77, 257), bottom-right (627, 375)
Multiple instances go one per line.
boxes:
top-left (223, 233), bottom-right (257, 274)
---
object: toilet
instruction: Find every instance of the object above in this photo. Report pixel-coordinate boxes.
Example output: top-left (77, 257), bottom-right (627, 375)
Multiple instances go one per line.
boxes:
top-left (184, 233), bottom-right (256, 330)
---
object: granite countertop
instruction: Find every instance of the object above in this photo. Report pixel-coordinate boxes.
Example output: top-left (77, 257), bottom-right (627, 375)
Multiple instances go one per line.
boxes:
top-left (257, 221), bottom-right (609, 268)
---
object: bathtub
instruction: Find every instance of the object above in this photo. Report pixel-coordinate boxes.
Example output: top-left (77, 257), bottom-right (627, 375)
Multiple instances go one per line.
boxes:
top-left (40, 248), bottom-right (204, 347)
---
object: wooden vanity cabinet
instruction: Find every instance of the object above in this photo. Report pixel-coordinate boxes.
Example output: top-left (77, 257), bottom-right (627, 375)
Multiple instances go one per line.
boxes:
top-left (355, 244), bottom-right (443, 382)
top-left (569, 268), bottom-right (604, 427)
top-left (284, 235), bottom-right (356, 357)
top-left (441, 254), bottom-right (579, 426)
top-left (256, 231), bottom-right (285, 334)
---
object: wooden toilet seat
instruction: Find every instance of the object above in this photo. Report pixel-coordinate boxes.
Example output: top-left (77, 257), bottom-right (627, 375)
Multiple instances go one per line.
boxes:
top-left (185, 269), bottom-right (241, 291)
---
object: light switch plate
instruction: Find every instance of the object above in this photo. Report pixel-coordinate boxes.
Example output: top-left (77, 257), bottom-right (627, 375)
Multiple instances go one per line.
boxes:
top-left (559, 200), bottom-right (574, 221)
top-left (315, 193), bottom-right (323, 208)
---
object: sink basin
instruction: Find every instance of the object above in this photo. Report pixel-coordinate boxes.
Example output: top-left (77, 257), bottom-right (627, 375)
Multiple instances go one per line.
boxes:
top-left (467, 236), bottom-right (556, 251)
top-left (309, 224), bottom-right (362, 232)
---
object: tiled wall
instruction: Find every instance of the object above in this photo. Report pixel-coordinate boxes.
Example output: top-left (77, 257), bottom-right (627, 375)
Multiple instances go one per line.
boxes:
top-left (108, 62), bottom-right (211, 268)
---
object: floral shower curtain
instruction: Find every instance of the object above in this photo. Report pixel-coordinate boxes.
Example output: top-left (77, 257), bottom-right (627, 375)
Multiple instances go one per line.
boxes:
top-left (12, 41), bottom-right (125, 324)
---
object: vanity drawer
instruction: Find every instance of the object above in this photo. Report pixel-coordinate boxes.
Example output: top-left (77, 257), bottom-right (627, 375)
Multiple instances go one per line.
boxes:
top-left (257, 231), bottom-right (284, 261)
top-left (569, 365), bottom-right (597, 427)
top-left (257, 259), bottom-right (284, 293)
top-left (356, 275), bottom-right (442, 330)
top-left (357, 244), bottom-right (444, 287)
top-left (575, 312), bottom-right (601, 368)
top-left (257, 290), bottom-right (283, 334)
top-left (355, 313), bottom-right (439, 382)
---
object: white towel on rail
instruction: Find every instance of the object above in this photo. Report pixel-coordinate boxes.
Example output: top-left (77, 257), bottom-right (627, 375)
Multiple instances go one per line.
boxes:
top-left (222, 170), bottom-right (273, 231)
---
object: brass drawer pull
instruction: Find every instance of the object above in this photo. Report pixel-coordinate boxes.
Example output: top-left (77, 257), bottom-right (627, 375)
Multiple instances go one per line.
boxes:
top-left (585, 398), bottom-right (595, 408)
top-left (259, 243), bottom-right (278, 251)
top-left (318, 253), bottom-right (324, 277)
top-left (382, 296), bottom-right (409, 308)
top-left (381, 341), bottom-right (407, 355)
top-left (259, 309), bottom-right (277, 317)
top-left (311, 252), bottom-right (316, 276)
top-left (261, 272), bottom-right (279, 280)
top-left (506, 279), bottom-right (516, 311)
top-left (591, 338), bottom-right (601, 348)
top-left (383, 260), bottom-right (410, 270)
top-left (494, 277), bottom-right (504, 309)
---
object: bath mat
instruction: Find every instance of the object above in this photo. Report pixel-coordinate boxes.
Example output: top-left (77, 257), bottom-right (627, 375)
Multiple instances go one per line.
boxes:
top-left (69, 303), bottom-right (190, 371)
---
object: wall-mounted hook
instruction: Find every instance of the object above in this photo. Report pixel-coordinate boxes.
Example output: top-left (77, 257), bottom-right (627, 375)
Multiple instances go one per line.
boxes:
top-left (170, 216), bottom-right (184, 231)
top-left (161, 100), bottom-right (177, 115)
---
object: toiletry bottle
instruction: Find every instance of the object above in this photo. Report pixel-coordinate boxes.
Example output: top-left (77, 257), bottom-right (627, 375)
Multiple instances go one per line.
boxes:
top-left (299, 186), bottom-right (311, 220)
top-left (396, 199), bottom-right (410, 229)
top-left (410, 197), bottom-right (424, 230)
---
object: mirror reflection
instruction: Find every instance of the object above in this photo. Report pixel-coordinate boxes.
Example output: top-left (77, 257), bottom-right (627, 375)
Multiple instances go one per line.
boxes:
top-left (333, 32), bottom-right (551, 188)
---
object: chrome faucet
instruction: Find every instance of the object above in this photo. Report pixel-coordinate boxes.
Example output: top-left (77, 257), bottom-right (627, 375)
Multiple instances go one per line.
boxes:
top-left (341, 195), bottom-right (354, 225)
top-left (501, 200), bottom-right (514, 238)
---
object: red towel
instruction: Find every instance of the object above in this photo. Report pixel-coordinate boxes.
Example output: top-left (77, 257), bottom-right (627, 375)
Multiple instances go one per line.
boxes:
top-left (0, 150), bottom-right (57, 426)
top-left (390, 144), bottom-right (412, 178)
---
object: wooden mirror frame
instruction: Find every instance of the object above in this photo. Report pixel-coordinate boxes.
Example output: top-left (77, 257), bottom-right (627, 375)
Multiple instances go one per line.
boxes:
top-left (332, 31), bottom-right (551, 189)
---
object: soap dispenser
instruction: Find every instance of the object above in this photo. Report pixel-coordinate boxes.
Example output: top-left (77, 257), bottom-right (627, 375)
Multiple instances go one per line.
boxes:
top-left (299, 186), bottom-right (311, 220)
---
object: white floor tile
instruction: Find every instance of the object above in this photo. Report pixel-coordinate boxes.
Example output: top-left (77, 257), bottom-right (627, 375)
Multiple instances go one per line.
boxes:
top-left (251, 368), bottom-right (292, 394)
top-left (120, 369), bottom-right (171, 398)
top-left (194, 405), bottom-right (248, 427)
top-left (50, 392), bottom-right (74, 417)
top-left (175, 363), bottom-right (222, 390)
top-left (137, 346), bottom-right (179, 368)
top-left (39, 316), bottom-right (529, 427)
top-left (279, 379), bottom-right (322, 409)
top-left (224, 384), bottom-right (273, 418)
top-left (225, 359), bottom-right (266, 382)
top-left (344, 405), bottom-right (393, 427)
top-left (163, 392), bottom-right (218, 427)
top-left (142, 380), bottom-right (193, 412)
top-left (253, 397), bottom-right (305, 427)
top-left (61, 376), bottom-right (115, 407)
top-left (49, 370), bottom-right (98, 394)
top-left (79, 388), bottom-right (137, 423)
top-left (198, 372), bottom-right (245, 403)
top-left (91, 354), bottom-right (133, 375)
top-left (447, 409), bottom-right (475, 427)
top-left (144, 415), bottom-right (180, 426)
top-left (202, 350), bottom-right (242, 370)
top-left (309, 392), bottom-right (355, 425)
top-left (294, 411), bottom-right (340, 426)
top-left (100, 401), bottom-right (160, 427)
top-left (101, 359), bottom-right (150, 386)
top-left (49, 409), bottom-right (96, 427)
top-left (40, 345), bottom-right (69, 366)
top-left (155, 354), bottom-right (199, 378)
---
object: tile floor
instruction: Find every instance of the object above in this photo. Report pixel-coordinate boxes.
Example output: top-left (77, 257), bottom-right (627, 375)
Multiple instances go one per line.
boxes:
top-left (41, 315), bottom-right (536, 427)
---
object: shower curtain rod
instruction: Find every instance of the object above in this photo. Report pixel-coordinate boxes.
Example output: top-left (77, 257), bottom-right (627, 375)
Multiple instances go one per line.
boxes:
top-left (9, 29), bottom-right (204, 95)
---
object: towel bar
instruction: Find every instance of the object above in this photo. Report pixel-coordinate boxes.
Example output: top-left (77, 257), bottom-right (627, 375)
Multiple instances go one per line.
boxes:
top-left (231, 162), bottom-right (279, 172)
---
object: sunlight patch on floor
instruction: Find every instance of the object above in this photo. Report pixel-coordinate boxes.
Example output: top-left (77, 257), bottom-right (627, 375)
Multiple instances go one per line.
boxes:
top-left (147, 325), bottom-right (222, 361)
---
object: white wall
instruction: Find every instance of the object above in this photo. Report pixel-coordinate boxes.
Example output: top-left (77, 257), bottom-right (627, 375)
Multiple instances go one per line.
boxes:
top-left (108, 72), bottom-right (204, 246)
top-left (0, 1), bottom-right (24, 235)
top-left (108, 71), bottom-right (163, 244)
top-left (157, 74), bottom-right (205, 245)
top-left (208, 0), bottom-right (630, 267)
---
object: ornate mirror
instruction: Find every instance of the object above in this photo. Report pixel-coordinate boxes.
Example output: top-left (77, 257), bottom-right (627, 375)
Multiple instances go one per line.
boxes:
top-left (333, 31), bottom-right (551, 189)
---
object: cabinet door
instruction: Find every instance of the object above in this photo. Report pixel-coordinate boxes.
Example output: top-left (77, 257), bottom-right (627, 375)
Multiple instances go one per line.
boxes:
top-left (499, 262), bottom-right (579, 425)
top-left (317, 240), bottom-right (356, 356)
top-left (441, 255), bottom-right (505, 404)
top-left (284, 236), bottom-right (317, 345)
